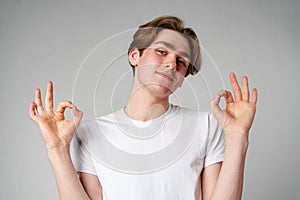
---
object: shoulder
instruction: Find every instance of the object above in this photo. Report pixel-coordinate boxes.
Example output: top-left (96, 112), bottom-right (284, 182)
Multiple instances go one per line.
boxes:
top-left (172, 105), bottom-right (220, 136)
top-left (76, 109), bottom-right (121, 138)
top-left (80, 109), bottom-right (120, 126)
top-left (172, 104), bottom-right (212, 121)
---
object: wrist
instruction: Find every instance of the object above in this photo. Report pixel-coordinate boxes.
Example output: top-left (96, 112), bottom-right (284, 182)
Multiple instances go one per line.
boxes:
top-left (224, 132), bottom-right (249, 151)
top-left (47, 144), bottom-right (71, 161)
top-left (46, 140), bottom-right (71, 152)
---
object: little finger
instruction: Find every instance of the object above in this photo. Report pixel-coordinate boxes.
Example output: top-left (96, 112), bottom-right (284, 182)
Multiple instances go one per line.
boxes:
top-left (250, 88), bottom-right (258, 105)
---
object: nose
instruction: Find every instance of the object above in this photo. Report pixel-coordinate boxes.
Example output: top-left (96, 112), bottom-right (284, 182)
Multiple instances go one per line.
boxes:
top-left (164, 54), bottom-right (177, 71)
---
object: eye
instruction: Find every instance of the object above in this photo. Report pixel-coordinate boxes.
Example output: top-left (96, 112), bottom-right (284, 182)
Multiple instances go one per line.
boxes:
top-left (176, 58), bottom-right (187, 67)
top-left (156, 48), bottom-right (167, 56)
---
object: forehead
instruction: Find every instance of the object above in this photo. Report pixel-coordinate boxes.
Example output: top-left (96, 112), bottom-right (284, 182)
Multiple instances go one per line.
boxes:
top-left (150, 29), bottom-right (191, 58)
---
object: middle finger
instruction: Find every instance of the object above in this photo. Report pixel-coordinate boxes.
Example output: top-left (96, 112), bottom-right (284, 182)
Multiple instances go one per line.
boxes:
top-left (230, 72), bottom-right (242, 101)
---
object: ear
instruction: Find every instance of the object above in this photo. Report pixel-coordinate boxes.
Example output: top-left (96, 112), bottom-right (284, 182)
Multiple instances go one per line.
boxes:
top-left (128, 48), bottom-right (140, 67)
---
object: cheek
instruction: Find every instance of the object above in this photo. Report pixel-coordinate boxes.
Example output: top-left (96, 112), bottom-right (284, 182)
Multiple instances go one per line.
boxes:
top-left (176, 73), bottom-right (185, 85)
top-left (177, 67), bottom-right (188, 77)
top-left (136, 64), bottom-right (156, 83)
top-left (139, 54), bottom-right (161, 66)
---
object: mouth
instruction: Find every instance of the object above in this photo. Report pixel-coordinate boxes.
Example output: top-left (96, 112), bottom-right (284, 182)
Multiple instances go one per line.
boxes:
top-left (155, 71), bottom-right (174, 82)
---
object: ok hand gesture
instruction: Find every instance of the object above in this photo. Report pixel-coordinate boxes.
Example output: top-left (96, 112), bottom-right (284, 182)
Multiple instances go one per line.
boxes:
top-left (29, 81), bottom-right (83, 150)
top-left (211, 73), bottom-right (258, 140)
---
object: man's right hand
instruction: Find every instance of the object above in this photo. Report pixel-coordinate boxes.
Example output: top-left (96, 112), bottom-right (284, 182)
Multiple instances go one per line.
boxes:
top-left (29, 81), bottom-right (83, 150)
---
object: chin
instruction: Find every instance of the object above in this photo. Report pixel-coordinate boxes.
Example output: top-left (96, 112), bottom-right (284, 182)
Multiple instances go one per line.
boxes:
top-left (148, 84), bottom-right (175, 98)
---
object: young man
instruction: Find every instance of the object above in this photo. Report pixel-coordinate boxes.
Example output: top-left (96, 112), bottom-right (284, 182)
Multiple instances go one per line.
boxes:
top-left (29, 16), bottom-right (258, 200)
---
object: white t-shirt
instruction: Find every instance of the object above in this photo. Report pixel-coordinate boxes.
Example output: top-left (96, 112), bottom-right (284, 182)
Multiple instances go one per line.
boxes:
top-left (71, 104), bottom-right (225, 200)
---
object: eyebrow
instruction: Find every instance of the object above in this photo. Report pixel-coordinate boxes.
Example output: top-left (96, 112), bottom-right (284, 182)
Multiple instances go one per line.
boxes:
top-left (153, 41), bottom-right (190, 60)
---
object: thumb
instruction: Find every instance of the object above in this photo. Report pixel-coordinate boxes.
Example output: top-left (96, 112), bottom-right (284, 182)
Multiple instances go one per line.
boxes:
top-left (71, 106), bottom-right (83, 128)
top-left (210, 92), bottom-right (226, 126)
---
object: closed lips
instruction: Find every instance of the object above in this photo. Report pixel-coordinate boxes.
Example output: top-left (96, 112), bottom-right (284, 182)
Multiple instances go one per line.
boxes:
top-left (156, 71), bottom-right (174, 81)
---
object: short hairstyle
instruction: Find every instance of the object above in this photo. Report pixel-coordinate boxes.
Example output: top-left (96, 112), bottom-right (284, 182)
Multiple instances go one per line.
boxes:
top-left (128, 16), bottom-right (202, 77)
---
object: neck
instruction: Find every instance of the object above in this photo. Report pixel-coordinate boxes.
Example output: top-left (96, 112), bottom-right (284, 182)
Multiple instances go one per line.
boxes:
top-left (125, 81), bottom-right (170, 121)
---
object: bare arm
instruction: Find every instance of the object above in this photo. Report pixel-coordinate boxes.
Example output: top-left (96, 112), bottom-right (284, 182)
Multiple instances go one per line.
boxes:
top-left (48, 146), bottom-right (91, 200)
top-left (29, 81), bottom-right (101, 199)
top-left (201, 163), bottom-right (222, 200)
top-left (79, 172), bottom-right (103, 200)
top-left (202, 73), bottom-right (258, 200)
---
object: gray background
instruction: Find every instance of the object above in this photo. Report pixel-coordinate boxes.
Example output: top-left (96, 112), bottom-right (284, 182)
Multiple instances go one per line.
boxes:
top-left (1, 0), bottom-right (299, 199)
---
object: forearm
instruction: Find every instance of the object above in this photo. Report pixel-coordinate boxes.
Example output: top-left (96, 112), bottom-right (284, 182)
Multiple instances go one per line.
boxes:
top-left (210, 134), bottom-right (248, 200)
top-left (48, 146), bottom-right (90, 200)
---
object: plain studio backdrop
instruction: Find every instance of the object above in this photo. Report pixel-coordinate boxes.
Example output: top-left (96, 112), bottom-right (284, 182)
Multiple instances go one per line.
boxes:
top-left (0, 0), bottom-right (299, 199)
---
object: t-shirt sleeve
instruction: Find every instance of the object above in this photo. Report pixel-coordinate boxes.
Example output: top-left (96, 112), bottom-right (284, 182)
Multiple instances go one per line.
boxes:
top-left (70, 126), bottom-right (97, 175)
top-left (203, 112), bottom-right (225, 168)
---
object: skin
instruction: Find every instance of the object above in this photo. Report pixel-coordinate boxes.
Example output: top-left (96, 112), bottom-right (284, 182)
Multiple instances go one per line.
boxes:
top-left (29, 29), bottom-right (258, 200)
top-left (126, 30), bottom-right (190, 121)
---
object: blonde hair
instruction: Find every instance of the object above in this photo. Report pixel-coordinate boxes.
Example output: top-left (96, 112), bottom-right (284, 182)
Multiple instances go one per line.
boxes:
top-left (128, 16), bottom-right (202, 77)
